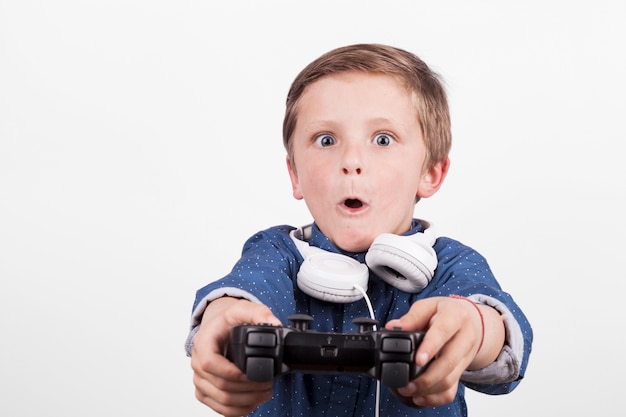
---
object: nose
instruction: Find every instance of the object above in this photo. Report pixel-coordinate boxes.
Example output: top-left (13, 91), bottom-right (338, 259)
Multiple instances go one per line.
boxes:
top-left (342, 165), bottom-right (362, 175)
top-left (341, 144), bottom-right (363, 175)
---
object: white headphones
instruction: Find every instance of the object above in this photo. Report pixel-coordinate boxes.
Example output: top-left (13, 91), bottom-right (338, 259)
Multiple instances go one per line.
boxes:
top-left (289, 220), bottom-right (438, 303)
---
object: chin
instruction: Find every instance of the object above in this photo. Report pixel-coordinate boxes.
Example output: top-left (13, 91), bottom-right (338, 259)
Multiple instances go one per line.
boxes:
top-left (332, 234), bottom-right (374, 253)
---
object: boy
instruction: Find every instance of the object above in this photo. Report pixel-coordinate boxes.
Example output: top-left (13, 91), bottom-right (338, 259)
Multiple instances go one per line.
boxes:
top-left (186, 43), bottom-right (532, 417)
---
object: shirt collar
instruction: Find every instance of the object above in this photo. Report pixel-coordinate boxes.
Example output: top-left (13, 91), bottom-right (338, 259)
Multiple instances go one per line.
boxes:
top-left (305, 219), bottom-right (427, 262)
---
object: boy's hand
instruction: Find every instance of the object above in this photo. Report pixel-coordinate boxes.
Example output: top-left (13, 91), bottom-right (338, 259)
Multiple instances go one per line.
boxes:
top-left (385, 296), bottom-right (504, 408)
top-left (190, 297), bottom-right (281, 417)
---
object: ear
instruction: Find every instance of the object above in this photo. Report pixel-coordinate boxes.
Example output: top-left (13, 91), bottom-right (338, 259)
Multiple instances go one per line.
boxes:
top-left (417, 157), bottom-right (450, 199)
top-left (286, 156), bottom-right (304, 200)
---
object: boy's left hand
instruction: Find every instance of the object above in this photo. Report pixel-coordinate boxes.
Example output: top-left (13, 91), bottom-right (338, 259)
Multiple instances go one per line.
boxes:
top-left (385, 296), bottom-right (504, 407)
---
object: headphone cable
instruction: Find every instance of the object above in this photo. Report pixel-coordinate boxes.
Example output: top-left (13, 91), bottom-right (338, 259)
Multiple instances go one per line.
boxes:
top-left (353, 283), bottom-right (381, 417)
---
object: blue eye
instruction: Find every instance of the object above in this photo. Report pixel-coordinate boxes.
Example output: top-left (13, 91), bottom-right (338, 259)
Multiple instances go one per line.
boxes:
top-left (315, 134), bottom-right (336, 147)
top-left (374, 133), bottom-right (394, 146)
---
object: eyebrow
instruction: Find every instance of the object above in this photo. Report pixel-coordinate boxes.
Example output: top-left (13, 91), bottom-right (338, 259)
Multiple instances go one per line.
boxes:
top-left (301, 117), bottom-right (402, 132)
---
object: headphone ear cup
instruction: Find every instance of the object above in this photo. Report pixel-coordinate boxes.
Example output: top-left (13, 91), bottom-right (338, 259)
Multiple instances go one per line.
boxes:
top-left (365, 233), bottom-right (437, 293)
top-left (296, 250), bottom-right (369, 303)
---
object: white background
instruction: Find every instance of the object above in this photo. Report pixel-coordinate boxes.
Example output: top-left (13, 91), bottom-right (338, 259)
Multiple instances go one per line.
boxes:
top-left (1, 1), bottom-right (624, 416)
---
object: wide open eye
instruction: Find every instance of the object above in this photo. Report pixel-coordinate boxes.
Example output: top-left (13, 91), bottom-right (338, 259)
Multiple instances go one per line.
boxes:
top-left (374, 133), bottom-right (394, 147)
top-left (314, 134), bottom-right (336, 147)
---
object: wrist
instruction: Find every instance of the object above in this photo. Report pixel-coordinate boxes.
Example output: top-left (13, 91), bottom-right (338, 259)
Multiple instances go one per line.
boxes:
top-left (449, 294), bottom-right (485, 354)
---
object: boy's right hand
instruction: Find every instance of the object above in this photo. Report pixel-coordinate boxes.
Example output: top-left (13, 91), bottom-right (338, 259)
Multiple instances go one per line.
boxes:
top-left (190, 297), bottom-right (282, 417)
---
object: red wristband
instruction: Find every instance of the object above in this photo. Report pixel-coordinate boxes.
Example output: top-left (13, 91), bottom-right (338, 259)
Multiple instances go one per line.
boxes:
top-left (450, 295), bottom-right (485, 353)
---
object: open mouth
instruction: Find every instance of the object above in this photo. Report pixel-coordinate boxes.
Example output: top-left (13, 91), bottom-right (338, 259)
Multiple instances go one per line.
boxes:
top-left (344, 198), bottom-right (363, 209)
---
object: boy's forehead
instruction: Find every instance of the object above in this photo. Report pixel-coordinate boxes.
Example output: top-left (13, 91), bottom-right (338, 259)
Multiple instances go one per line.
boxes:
top-left (298, 72), bottom-right (419, 120)
top-left (301, 72), bottom-right (417, 107)
top-left (303, 72), bottom-right (404, 98)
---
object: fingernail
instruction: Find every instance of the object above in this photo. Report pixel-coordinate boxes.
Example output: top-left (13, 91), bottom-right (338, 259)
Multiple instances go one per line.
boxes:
top-left (417, 352), bottom-right (429, 366)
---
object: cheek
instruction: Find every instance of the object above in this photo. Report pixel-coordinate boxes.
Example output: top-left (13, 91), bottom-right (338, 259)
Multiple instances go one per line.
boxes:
top-left (295, 159), bottom-right (331, 191)
top-left (379, 163), bottom-right (421, 193)
top-left (298, 172), bottom-right (329, 198)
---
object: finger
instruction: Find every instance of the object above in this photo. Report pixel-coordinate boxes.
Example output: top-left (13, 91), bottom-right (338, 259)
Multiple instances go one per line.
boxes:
top-left (222, 299), bottom-right (282, 328)
top-left (396, 360), bottom-right (461, 407)
top-left (193, 361), bottom-right (274, 415)
top-left (194, 299), bottom-right (282, 367)
top-left (414, 310), bottom-right (461, 367)
top-left (194, 367), bottom-right (274, 399)
top-left (195, 381), bottom-right (273, 417)
top-left (415, 336), bottom-right (468, 393)
top-left (385, 298), bottom-right (438, 332)
top-left (398, 384), bottom-right (459, 409)
top-left (385, 298), bottom-right (455, 367)
top-left (415, 296), bottom-right (482, 367)
top-left (397, 330), bottom-right (472, 406)
top-left (191, 347), bottom-right (244, 382)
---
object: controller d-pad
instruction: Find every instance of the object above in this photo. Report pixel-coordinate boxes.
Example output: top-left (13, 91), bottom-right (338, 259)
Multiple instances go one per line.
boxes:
top-left (381, 362), bottom-right (410, 388)
top-left (247, 332), bottom-right (277, 347)
top-left (246, 357), bottom-right (274, 382)
top-left (382, 337), bottom-right (412, 353)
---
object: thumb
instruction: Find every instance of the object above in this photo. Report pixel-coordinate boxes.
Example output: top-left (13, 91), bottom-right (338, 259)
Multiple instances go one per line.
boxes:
top-left (385, 298), bottom-right (445, 367)
top-left (224, 299), bottom-right (283, 328)
top-left (384, 298), bottom-right (437, 332)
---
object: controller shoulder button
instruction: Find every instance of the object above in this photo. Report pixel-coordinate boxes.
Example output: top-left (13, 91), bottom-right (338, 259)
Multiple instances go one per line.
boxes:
top-left (381, 337), bottom-right (412, 353)
top-left (247, 331), bottom-right (277, 347)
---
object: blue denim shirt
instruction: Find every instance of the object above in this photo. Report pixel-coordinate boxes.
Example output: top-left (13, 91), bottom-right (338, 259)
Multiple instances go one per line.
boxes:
top-left (186, 220), bottom-right (533, 416)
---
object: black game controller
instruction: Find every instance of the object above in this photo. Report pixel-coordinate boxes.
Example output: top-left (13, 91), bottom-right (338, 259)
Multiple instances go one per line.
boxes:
top-left (226, 314), bottom-right (427, 392)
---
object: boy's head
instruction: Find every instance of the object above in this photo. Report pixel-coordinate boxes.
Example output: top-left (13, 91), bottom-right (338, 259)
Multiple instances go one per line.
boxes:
top-left (283, 43), bottom-right (451, 173)
top-left (283, 44), bottom-right (451, 251)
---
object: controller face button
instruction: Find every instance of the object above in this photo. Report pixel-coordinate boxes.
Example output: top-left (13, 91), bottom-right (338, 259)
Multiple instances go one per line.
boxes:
top-left (381, 362), bottom-right (410, 387)
top-left (382, 337), bottom-right (412, 353)
top-left (246, 357), bottom-right (274, 382)
top-left (247, 331), bottom-right (277, 347)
